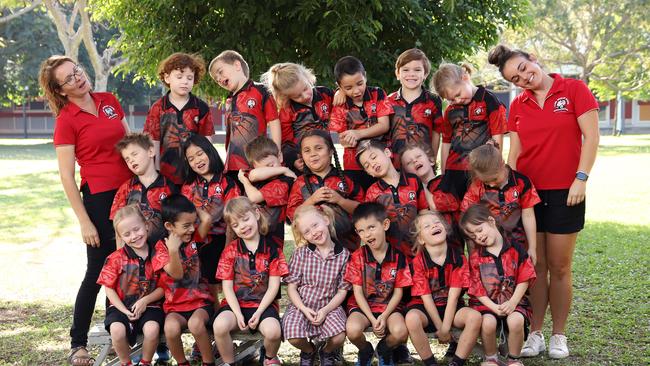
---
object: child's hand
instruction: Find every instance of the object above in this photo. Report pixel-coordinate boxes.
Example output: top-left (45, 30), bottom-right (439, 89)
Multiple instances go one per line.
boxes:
top-left (323, 188), bottom-right (344, 205)
top-left (238, 170), bottom-right (250, 184)
top-left (165, 232), bottom-right (183, 252)
top-left (332, 89), bottom-right (346, 106)
top-left (308, 187), bottom-right (330, 204)
top-left (302, 306), bottom-right (318, 323)
top-left (499, 300), bottom-right (516, 315)
top-left (196, 206), bottom-right (213, 225)
top-left (339, 130), bottom-right (359, 147)
top-left (130, 299), bottom-right (148, 319)
top-left (312, 308), bottom-right (328, 326)
top-left (248, 311), bottom-right (261, 329)
top-left (373, 315), bottom-right (386, 337)
top-left (436, 327), bottom-right (451, 343)
top-left (293, 158), bottom-right (304, 172)
top-left (283, 167), bottom-right (297, 179)
top-left (121, 308), bottom-right (135, 320)
top-left (489, 302), bottom-right (505, 317)
top-left (235, 313), bottom-right (248, 331)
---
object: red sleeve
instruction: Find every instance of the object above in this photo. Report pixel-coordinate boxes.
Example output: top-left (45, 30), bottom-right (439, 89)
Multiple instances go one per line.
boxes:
top-left (286, 176), bottom-right (306, 220)
top-left (344, 250), bottom-right (363, 286)
top-left (571, 80), bottom-right (599, 117)
top-left (109, 180), bottom-right (130, 220)
top-left (441, 108), bottom-right (453, 143)
top-left (199, 106), bottom-right (215, 137)
top-left (488, 104), bottom-right (507, 136)
top-left (269, 247), bottom-right (290, 277)
top-left (468, 252), bottom-right (487, 297)
top-left (410, 254), bottom-right (430, 296)
top-left (394, 255), bottom-right (413, 288)
top-left (449, 256), bottom-right (470, 289)
top-left (264, 94), bottom-right (279, 123)
top-left (376, 88), bottom-right (393, 118)
top-left (144, 100), bottom-right (161, 141)
top-left (460, 179), bottom-right (482, 212)
top-left (329, 105), bottom-right (347, 133)
top-left (151, 240), bottom-right (169, 273)
top-left (260, 179), bottom-right (290, 207)
top-left (181, 183), bottom-right (193, 200)
top-left (52, 115), bottom-right (76, 146)
top-left (216, 241), bottom-right (237, 280)
top-left (516, 255), bottom-right (537, 286)
top-left (279, 107), bottom-right (295, 145)
top-left (96, 252), bottom-right (121, 289)
top-left (520, 179), bottom-right (541, 209)
top-left (507, 99), bottom-right (520, 133)
top-left (364, 184), bottom-right (380, 203)
top-left (284, 246), bottom-right (303, 284)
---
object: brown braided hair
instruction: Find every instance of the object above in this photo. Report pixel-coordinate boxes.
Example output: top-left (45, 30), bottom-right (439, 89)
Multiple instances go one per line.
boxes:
top-left (298, 129), bottom-right (349, 196)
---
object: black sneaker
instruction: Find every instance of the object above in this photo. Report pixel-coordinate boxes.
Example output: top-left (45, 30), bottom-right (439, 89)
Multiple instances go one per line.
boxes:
top-left (299, 350), bottom-right (317, 366)
top-left (393, 344), bottom-right (413, 364)
top-left (355, 343), bottom-right (374, 366)
top-left (376, 339), bottom-right (394, 366)
top-left (444, 341), bottom-right (458, 358)
top-left (319, 349), bottom-right (339, 366)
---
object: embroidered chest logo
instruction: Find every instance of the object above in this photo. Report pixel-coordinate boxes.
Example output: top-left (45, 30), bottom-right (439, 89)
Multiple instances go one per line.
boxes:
top-left (159, 192), bottom-right (167, 200)
top-left (424, 108), bottom-right (432, 117)
top-left (512, 189), bottom-right (519, 199)
top-left (408, 191), bottom-right (416, 201)
top-left (338, 181), bottom-right (346, 192)
top-left (474, 106), bottom-right (484, 116)
top-left (194, 116), bottom-right (199, 123)
top-left (246, 98), bottom-right (256, 109)
top-left (554, 97), bottom-right (569, 112)
top-left (321, 104), bottom-right (329, 114)
top-left (371, 103), bottom-right (377, 114)
top-left (191, 242), bottom-right (197, 250)
top-left (390, 268), bottom-right (397, 278)
top-left (215, 186), bottom-right (223, 194)
top-left (102, 105), bottom-right (118, 119)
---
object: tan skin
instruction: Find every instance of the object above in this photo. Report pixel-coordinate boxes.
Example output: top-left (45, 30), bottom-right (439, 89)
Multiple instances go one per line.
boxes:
top-left (54, 61), bottom-right (131, 249)
top-left (502, 54), bottom-right (599, 336)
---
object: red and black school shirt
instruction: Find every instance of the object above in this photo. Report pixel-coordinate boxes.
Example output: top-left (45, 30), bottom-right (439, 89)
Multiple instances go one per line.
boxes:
top-left (152, 232), bottom-right (214, 313)
top-left (97, 244), bottom-right (161, 309)
top-left (225, 79), bottom-right (279, 172)
top-left (53, 92), bottom-right (131, 194)
top-left (181, 173), bottom-right (241, 238)
top-left (409, 246), bottom-right (469, 307)
top-left (508, 74), bottom-right (599, 190)
top-left (427, 175), bottom-right (461, 229)
top-left (329, 86), bottom-right (393, 170)
top-left (468, 239), bottom-right (536, 319)
top-left (252, 175), bottom-right (294, 248)
top-left (364, 173), bottom-right (428, 258)
top-left (344, 244), bottom-right (412, 313)
top-left (215, 236), bottom-right (289, 309)
top-left (441, 86), bottom-right (506, 171)
top-left (144, 93), bottom-right (214, 185)
top-left (386, 88), bottom-right (443, 168)
top-left (461, 166), bottom-right (541, 249)
top-left (279, 86), bottom-right (333, 162)
top-left (110, 174), bottom-right (177, 244)
top-left (287, 168), bottom-right (364, 251)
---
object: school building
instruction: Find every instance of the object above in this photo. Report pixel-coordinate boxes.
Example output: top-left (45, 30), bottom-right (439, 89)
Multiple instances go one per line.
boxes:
top-left (1, 95), bottom-right (649, 138)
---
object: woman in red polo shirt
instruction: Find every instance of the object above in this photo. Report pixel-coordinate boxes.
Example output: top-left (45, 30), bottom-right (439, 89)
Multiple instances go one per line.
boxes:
top-left (488, 45), bottom-right (599, 360)
top-left (39, 56), bottom-right (132, 366)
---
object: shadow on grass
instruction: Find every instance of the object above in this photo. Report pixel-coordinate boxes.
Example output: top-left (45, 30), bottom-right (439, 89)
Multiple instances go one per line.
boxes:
top-left (0, 142), bottom-right (56, 160)
top-left (0, 170), bottom-right (73, 244)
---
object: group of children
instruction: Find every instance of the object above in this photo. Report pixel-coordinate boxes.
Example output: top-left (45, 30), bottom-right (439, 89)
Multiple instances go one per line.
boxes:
top-left (98, 48), bottom-right (542, 366)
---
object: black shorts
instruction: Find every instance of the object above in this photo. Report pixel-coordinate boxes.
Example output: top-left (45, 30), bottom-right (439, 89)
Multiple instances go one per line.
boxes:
top-left (104, 306), bottom-right (164, 345)
top-left (344, 170), bottom-right (377, 191)
top-left (440, 169), bottom-right (470, 200)
top-left (479, 310), bottom-right (530, 340)
top-left (405, 303), bottom-right (462, 333)
top-left (349, 308), bottom-right (384, 319)
top-left (534, 189), bottom-right (585, 234)
top-left (171, 305), bottom-right (215, 328)
top-left (199, 235), bottom-right (226, 284)
top-left (216, 305), bottom-right (281, 334)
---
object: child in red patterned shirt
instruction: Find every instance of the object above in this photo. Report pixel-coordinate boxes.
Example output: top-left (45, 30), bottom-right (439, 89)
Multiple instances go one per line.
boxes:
top-left (460, 204), bottom-right (536, 366)
top-left (97, 205), bottom-right (164, 366)
top-left (404, 211), bottom-right (481, 366)
top-left (213, 197), bottom-right (289, 366)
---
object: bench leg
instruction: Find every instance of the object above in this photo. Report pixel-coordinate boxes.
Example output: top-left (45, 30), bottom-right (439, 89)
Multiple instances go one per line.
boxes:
top-left (214, 339), bottom-right (263, 366)
top-left (94, 344), bottom-right (111, 366)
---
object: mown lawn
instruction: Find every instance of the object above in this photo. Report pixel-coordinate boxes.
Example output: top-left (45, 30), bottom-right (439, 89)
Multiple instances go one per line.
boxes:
top-left (0, 135), bottom-right (648, 365)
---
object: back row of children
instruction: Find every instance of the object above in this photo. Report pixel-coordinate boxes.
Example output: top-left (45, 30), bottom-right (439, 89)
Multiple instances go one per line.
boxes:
top-left (99, 47), bottom-right (541, 366)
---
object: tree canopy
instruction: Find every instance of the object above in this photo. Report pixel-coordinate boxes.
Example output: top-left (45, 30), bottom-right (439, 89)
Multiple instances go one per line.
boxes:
top-left (93, 0), bottom-right (528, 98)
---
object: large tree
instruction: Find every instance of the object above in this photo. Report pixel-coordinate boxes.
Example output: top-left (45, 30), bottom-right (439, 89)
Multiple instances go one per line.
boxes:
top-left (93, 0), bottom-right (528, 97)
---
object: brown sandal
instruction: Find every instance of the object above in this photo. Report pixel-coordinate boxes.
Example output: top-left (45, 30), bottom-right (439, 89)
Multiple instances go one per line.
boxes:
top-left (68, 346), bottom-right (95, 366)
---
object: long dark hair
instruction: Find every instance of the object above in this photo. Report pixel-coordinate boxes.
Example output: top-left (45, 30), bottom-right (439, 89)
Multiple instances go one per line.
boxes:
top-left (298, 129), bottom-right (349, 195)
top-left (181, 134), bottom-right (225, 183)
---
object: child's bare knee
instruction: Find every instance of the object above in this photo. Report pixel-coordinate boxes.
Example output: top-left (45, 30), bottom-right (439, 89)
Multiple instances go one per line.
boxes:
top-left (188, 317), bottom-right (207, 334)
top-left (346, 321), bottom-right (364, 339)
top-left (405, 311), bottom-right (423, 331)
top-left (482, 315), bottom-right (497, 331)
top-left (466, 310), bottom-right (483, 330)
top-left (109, 323), bottom-right (127, 339)
top-left (262, 324), bottom-right (282, 342)
top-left (288, 338), bottom-right (305, 348)
top-left (507, 313), bottom-right (524, 331)
top-left (164, 319), bottom-right (182, 336)
top-left (142, 321), bottom-right (160, 339)
top-left (329, 332), bottom-right (346, 348)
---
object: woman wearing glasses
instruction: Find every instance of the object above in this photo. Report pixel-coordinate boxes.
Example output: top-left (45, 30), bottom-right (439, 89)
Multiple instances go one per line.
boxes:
top-left (39, 56), bottom-right (132, 366)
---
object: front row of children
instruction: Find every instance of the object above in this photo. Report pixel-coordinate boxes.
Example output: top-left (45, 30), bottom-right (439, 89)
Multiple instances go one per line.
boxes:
top-left (100, 195), bottom-right (535, 366)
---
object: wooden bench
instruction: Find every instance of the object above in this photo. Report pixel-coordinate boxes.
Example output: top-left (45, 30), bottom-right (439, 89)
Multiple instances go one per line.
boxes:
top-left (88, 323), bottom-right (262, 366)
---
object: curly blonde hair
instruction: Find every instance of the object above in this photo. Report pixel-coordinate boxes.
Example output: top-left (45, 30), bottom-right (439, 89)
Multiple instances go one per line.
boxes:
top-left (291, 205), bottom-right (337, 247)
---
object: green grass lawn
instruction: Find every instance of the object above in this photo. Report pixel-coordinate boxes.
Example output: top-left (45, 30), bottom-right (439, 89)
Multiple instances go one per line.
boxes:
top-left (0, 136), bottom-right (648, 365)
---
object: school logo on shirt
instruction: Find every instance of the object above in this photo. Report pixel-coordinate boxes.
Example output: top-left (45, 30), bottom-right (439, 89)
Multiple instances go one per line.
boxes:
top-left (102, 105), bottom-right (118, 119)
top-left (215, 186), bottom-right (223, 194)
top-left (321, 104), bottom-right (329, 114)
top-left (159, 192), bottom-right (167, 200)
top-left (191, 242), bottom-right (197, 250)
top-left (408, 191), bottom-right (416, 201)
top-left (246, 99), bottom-right (256, 109)
top-left (474, 106), bottom-right (484, 116)
top-left (554, 97), bottom-right (569, 112)
top-left (513, 189), bottom-right (519, 199)
top-left (338, 181), bottom-right (346, 192)
top-left (424, 108), bottom-right (432, 117)
top-left (390, 268), bottom-right (397, 278)
top-left (371, 103), bottom-right (377, 114)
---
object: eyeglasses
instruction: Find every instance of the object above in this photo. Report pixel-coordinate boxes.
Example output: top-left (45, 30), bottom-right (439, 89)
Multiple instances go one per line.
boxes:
top-left (58, 65), bottom-right (84, 88)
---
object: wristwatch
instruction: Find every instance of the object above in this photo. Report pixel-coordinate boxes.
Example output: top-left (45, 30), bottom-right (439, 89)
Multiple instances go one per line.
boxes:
top-left (575, 171), bottom-right (589, 182)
